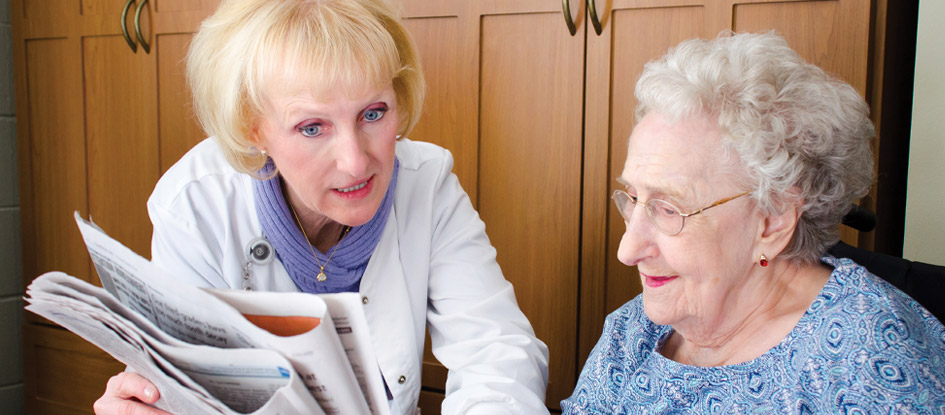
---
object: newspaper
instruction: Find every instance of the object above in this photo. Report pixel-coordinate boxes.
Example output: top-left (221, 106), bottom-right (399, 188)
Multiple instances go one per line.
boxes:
top-left (23, 212), bottom-right (390, 415)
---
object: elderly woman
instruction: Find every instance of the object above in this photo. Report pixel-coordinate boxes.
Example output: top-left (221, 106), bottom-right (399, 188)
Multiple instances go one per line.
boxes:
top-left (92, 0), bottom-right (549, 414)
top-left (562, 32), bottom-right (945, 413)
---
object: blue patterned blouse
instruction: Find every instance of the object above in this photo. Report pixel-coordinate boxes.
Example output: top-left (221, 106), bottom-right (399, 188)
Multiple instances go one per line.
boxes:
top-left (562, 256), bottom-right (945, 414)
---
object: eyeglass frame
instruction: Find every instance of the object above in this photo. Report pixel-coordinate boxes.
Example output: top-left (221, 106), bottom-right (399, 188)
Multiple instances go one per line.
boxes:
top-left (611, 189), bottom-right (752, 236)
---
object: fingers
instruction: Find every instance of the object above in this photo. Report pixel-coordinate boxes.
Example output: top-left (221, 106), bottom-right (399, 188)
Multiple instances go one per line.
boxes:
top-left (93, 373), bottom-right (172, 415)
top-left (110, 372), bottom-right (159, 403)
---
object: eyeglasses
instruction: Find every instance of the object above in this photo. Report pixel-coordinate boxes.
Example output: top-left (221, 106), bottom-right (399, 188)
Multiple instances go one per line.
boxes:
top-left (611, 189), bottom-right (752, 236)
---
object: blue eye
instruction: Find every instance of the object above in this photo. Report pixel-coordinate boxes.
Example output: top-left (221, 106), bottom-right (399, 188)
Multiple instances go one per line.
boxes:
top-left (298, 123), bottom-right (322, 137)
top-left (363, 108), bottom-right (387, 122)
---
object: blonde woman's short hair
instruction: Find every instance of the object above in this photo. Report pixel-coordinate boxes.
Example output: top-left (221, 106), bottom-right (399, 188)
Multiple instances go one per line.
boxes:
top-left (186, 0), bottom-right (425, 175)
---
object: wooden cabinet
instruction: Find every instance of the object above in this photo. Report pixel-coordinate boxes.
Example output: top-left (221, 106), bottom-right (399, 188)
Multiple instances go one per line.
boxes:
top-left (14, 0), bottom-right (881, 413)
top-left (22, 324), bottom-right (126, 415)
top-left (13, 0), bottom-right (209, 283)
top-left (400, 0), bottom-right (875, 411)
top-left (399, 2), bottom-right (586, 407)
top-left (13, 0), bottom-right (212, 412)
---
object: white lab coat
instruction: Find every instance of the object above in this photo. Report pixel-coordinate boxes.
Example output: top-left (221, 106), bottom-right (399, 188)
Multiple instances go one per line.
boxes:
top-left (147, 138), bottom-right (550, 415)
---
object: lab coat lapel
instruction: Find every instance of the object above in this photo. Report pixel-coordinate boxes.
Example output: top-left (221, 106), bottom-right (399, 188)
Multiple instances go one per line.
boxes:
top-left (359, 208), bottom-right (418, 413)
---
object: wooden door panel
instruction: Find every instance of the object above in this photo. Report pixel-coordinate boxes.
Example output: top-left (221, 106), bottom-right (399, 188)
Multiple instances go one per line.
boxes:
top-left (84, 35), bottom-right (159, 261)
top-left (153, 0), bottom-right (220, 13)
top-left (402, 16), bottom-right (479, 201)
top-left (479, 12), bottom-right (584, 407)
top-left (21, 0), bottom-right (72, 33)
top-left (81, 0), bottom-right (126, 16)
top-left (402, 14), bottom-right (476, 394)
top-left (157, 33), bottom-right (203, 173)
top-left (581, 4), bottom-right (707, 362)
top-left (418, 390), bottom-right (445, 415)
top-left (23, 324), bottom-right (125, 414)
top-left (23, 39), bottom-right (91, 281)
top-left (733, 0), bottom-right (871, 246)
top-left (403, 3), bottom-right (585, 407)
top-left (605, 5), bottom-right (706, 315)
top-left (403, 0), bottom-right (563, 18)
top-left (734, 1), bottom-right (870, 96)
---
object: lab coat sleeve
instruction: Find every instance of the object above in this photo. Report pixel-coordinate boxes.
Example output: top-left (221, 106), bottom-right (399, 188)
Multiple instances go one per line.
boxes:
top-left (148, 188), bottom-right (229, 289)
top-left (424, 152), bottom-right (550, 415)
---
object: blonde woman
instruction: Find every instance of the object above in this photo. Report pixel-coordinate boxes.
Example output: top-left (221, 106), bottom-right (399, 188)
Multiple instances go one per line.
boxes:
top-left (93, 0), bottom-right (549, 414)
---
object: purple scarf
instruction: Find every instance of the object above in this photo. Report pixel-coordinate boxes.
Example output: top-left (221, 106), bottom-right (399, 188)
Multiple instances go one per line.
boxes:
top-left (253, 159), bottom-right (398, 293)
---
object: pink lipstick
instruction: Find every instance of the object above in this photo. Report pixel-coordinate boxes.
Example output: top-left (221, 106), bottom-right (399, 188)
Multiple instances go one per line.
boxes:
top-left (333, 176), bottom-right (373, 200)
top-left (641, 272), bottom-right (677, 288)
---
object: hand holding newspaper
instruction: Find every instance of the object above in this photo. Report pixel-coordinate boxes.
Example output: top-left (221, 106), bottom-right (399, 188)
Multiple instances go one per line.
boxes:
top-left (24, 213), bottom-right (390, 415)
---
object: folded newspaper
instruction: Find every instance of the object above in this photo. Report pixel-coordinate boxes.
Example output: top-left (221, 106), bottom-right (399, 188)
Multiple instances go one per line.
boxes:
top-left (24, 212), bottom-right (390, 414)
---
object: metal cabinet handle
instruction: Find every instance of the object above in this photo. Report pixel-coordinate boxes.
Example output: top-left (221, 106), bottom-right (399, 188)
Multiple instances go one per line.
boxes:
top-left (120, 0), bottom-right (137, 52)
top-left (562, 0), bottom-right (577, 36)
top-left (134, 0), bottom-right (150, 53)
top-left (588, 0), bottom-right (602, 35)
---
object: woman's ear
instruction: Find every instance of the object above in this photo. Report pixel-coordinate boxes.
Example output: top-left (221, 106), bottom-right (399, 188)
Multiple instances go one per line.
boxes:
top-left (247, 122), bottom-right (269, 154)
top-left (759, 194), bottom-right (802, 258)
top-left (248, 123), bottom-right (262, 146)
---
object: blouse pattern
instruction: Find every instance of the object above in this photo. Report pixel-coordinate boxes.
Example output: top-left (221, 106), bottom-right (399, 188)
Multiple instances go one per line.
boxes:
top-left (562, 256), bottom-right (945, 414)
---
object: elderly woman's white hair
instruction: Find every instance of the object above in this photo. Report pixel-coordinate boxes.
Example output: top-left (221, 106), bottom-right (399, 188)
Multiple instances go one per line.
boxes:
top-left (634, 31), bottom-right (875, 264)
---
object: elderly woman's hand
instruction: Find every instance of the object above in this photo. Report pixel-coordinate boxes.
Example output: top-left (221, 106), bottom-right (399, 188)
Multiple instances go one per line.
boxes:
top-left (93, 372), bottom-right (171, 415)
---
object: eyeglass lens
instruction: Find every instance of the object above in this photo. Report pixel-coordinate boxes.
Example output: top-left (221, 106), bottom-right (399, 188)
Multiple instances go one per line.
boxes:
top-left (612, 190), bottom-right (684, 235)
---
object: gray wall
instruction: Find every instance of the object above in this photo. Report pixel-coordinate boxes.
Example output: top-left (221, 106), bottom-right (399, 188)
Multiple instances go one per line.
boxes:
top-left (904, 0), bottom-right (945, 265)
top-left (0, 0), bottom-right (24, 413)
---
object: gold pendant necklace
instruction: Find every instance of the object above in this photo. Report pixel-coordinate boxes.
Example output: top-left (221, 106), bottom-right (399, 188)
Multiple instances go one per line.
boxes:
top-left (290, 205), bottom-right (350, 282)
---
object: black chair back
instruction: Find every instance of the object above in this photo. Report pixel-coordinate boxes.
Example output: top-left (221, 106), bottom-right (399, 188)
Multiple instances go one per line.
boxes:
top-left (830, 204), bottom-right (945, 321)
top-left (828, 241), bottom-right (945, 321)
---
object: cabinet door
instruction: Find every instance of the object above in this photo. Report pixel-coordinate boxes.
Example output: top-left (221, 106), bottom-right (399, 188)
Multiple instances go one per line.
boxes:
top-left (23, 324), bottom-right (126, 415)
top-left (580, 0), bottom-right (873, 362)
top-left (581, 1), bottom-right (708, 362)
top-left (13, 0), bottom-right (215, 410)
top-left (401, 0), bottom-right (586, 409)
top-left (14, 0), bottom-right (209, 287)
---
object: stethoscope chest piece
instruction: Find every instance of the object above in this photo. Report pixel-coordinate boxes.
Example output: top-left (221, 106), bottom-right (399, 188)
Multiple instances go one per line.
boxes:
top-left (242, 236), bottom-right (274, 291)
top-left (247, 237), bottom-right (274, 265)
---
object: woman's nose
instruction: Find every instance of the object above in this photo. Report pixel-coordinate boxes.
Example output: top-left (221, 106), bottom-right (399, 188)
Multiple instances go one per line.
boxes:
top-left (334, 128), bottom-right (369, 176)
top-left (616, 208), bottom-right (657, 266)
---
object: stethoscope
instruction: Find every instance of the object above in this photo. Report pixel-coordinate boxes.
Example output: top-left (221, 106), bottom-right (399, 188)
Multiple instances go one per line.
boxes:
top-left (241, 236), bottom-right (274, 290)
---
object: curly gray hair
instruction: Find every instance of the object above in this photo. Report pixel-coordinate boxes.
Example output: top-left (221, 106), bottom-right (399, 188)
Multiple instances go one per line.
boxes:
top-left (634, 31), bottom-right (875, 264)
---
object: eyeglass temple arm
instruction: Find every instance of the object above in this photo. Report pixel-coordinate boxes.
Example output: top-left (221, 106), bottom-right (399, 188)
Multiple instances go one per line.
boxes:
top-left (680, 190), bottom-right (752, 218)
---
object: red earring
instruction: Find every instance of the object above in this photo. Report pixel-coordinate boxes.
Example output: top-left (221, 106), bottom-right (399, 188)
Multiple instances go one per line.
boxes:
top-left (759, 254), bottom-right (769, 267)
